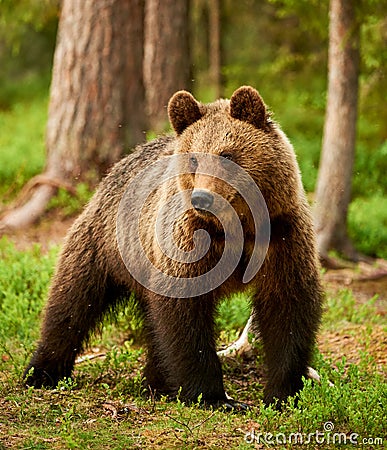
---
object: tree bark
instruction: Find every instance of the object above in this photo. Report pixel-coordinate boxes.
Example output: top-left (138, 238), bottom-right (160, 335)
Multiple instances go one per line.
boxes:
top-left (314, 0), bottom-right (361, 263)
top-left (0, 0), bottom-right (146, 232)
top-left (46, 0), bottom-right (146, 182)
top-left (208, 0), bottom-right (223, 98)
top-left (144, 0), bottom-right (191, 131)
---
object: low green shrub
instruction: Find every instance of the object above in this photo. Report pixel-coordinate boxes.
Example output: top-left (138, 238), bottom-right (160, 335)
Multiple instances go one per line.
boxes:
top-left (348, 194), bottom-right (387, 259)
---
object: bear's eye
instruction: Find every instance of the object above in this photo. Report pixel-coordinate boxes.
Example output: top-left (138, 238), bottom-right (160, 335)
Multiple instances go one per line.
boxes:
top-left (189, 154), bottom-right (198, 170)
top-left (220, 153), bottom-right (234, 167)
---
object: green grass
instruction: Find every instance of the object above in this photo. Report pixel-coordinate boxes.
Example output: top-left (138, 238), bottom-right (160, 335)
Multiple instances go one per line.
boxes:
top-left (47, 184), bottom-right (94, 218)
top-left (0, 238), bottom-right (385, 449)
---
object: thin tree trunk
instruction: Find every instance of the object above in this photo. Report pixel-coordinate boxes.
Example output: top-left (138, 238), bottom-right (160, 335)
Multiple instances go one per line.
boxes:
top-left (208, 0), bottom-right (223, 98)
top-left (314, 0), bottom-right (361, 263)
top-left (144, 0), bottom-right (191, 131)
top-left (0, 0), bottom-right (146, 233)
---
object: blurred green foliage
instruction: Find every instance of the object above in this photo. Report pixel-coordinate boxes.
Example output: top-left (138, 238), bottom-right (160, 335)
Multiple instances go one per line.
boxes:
top-left (0, 95), bottom-right (47, 200)
top-left (0, 0), bottom-right (59, 49)
top-left (0, 0), bottom-right (58, 108)
top-left (348, 195), bottom-right (387, 259)
top-left (0, 0), bottom-right (386, 257)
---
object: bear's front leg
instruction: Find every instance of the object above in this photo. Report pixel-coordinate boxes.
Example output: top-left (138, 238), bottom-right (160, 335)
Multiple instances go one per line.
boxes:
top-left (24, 229), bottom-right (115, 388)
top-left (143, 295), bottom-right (227, 406)
top-left (252, 214), bottom-right (323, 408)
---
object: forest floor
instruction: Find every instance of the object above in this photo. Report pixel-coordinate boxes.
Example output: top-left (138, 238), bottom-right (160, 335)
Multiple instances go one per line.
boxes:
top-left (1, 215), bottom-right (386, 449)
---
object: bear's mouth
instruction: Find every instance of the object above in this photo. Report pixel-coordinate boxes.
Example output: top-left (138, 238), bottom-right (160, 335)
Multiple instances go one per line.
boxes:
top-left (193, 205), bottom-right (213, 214)
top-left (192, 207), bottom-right (218, 221)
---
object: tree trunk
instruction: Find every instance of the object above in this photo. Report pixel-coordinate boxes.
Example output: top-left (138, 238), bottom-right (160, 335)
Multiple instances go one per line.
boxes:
top-left (0, 0), bottom-right (146, 232)
top-left (46, 0), bottom-right (146, 182)
top-left (314, 0), bottom-right (361, 263)
top-left (208, 0), bottom-right (223, 98)
top-left (144, 0), bottom-right (191, 131)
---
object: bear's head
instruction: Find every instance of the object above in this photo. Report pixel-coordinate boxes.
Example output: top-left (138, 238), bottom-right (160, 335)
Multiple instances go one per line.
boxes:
top-left (168, 85), bottom-right (268, 136)
top-left (167, 86), bottom-right (302, 220)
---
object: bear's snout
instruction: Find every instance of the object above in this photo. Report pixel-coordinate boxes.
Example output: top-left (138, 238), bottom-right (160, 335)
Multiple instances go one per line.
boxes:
top-left (191, 189), bottom-right (214, 211)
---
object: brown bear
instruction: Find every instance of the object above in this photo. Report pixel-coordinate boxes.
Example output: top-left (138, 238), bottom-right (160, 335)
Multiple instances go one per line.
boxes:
top-left (24, 86), bottom-right (323, 409)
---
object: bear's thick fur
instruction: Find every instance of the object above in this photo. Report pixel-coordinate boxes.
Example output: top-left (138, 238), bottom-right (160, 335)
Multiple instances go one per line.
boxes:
top-left (25, 86), bottom-right (323, 408)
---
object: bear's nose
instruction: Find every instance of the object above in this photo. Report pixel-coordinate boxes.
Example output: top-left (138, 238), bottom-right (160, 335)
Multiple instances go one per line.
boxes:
top-left (191, 190), bottom-right (214, 211)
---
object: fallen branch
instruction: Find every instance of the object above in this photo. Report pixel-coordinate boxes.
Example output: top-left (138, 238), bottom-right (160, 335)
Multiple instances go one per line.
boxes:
top-left (217, 317), bottom-right (333, 386)
top-left (75, 353), bottom-right (106, 364)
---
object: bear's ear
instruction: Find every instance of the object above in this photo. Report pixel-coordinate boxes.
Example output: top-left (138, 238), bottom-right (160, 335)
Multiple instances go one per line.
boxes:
top-left (168, 91), bottom-right (203, 135)
top-left (230, 86), bottom-right (267, 129)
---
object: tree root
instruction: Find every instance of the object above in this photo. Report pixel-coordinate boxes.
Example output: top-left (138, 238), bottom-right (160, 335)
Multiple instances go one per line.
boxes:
top-left (319, 234), bottom-right (375, 270)
top-left (0, 174), bottom-right (76, 234)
